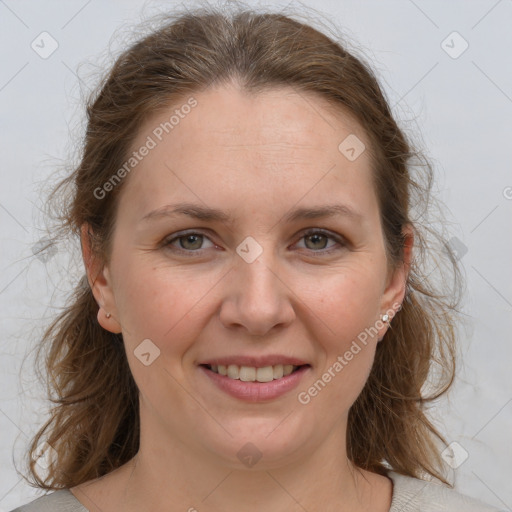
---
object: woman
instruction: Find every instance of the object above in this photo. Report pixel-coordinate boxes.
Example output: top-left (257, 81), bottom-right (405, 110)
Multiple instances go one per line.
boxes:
top-left (11, 4), bottom-right (502, 511)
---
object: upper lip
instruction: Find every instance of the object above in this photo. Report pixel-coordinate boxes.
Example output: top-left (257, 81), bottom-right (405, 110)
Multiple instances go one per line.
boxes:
top-left (199, 355), bottom-right (310, 367)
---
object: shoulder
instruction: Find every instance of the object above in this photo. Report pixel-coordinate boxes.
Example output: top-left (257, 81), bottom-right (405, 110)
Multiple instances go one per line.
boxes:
top-left (9, 489), bottom-right (89, 512)
top-left (387, 470), bottom-right (505, 512)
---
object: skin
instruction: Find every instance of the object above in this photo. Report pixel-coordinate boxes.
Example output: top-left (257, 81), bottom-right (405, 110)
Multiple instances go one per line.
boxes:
top-left (74, 82), bottom-right (413, 512)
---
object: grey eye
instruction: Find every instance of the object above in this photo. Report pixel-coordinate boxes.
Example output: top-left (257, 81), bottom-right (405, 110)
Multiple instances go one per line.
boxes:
top-left (304, 233), bottom-right (330, 250)
top-left (178, 234), bottom-right (204, 250)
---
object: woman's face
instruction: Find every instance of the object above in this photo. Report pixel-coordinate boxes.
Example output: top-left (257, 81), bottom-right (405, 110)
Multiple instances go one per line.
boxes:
top-left (88, 83), bottom-right (408, 469)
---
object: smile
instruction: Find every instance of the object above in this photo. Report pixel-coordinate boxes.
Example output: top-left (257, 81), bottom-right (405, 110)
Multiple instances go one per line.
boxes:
top-left (199, 363), bottom-right (310, 402)
top-left (205, 363), bottom-right (301, 382)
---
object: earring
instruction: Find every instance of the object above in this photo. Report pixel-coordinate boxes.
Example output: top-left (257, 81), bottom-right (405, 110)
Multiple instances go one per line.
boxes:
top-left (378, 314), bottom-right (389, 342)
top-left (105, 312), bottom-right (112, 319)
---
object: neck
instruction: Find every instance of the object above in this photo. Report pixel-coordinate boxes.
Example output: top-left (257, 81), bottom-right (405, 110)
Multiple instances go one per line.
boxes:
top-left (112, 419), bottom-right (386, 512)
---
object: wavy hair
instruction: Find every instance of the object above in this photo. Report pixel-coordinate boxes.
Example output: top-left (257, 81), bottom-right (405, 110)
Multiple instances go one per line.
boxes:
top-left (17, 2), bottom-right (464, 490)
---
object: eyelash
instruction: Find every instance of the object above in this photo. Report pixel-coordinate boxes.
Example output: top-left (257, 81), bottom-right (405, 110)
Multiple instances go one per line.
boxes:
top-left (161, 228), bottom-right (346, 257)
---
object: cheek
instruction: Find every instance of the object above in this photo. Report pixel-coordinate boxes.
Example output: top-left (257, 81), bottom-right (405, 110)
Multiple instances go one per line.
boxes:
top-left (114, 260), bottom-right (221, 351)
top-left (300, 269), bottom-right (381, 400)
top-left (299, 348), bottom-right (376, 421)
top-left (307, 268), bottom-right (382, 342)
top-left (298, 274), bottom-right (380, 415)
top-left (113, 264), bottom-right (220, 397)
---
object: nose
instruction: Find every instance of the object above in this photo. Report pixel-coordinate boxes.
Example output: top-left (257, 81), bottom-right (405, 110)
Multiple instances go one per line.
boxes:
top-left (218, 251), bottom-right (296, 337)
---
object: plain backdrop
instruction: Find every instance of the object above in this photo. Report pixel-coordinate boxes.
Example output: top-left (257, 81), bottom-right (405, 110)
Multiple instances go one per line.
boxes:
top-left (1, 0), bottom-right (511, 510)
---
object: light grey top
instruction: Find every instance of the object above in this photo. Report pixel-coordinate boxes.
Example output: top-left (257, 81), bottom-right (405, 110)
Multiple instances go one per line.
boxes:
top-left (10, 470), bottom-right (504, 511)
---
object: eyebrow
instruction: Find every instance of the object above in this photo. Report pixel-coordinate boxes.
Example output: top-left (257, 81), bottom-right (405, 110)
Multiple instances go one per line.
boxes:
top-left (140, 202), bottom-right (363, 224)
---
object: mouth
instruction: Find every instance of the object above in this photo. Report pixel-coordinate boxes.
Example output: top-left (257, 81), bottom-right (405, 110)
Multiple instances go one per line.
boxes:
top-left (198, 362), bottom-right (311, 402)
top-left (200, 363), bottom-right (309, 382)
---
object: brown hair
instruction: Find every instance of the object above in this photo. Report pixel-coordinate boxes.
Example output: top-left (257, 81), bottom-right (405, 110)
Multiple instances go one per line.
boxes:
top-left (18, 2), bottom-right (464, 490)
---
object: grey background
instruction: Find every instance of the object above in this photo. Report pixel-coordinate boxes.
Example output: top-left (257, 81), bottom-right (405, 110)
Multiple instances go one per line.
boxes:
top-left (1, 0), bottom-right (511, 510)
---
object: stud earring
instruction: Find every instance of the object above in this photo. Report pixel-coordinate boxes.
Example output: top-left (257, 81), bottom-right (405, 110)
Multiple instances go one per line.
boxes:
top-left (105, 312), bottom-right (112, 319)
top-left (378, 313), bottom-right (390, 342)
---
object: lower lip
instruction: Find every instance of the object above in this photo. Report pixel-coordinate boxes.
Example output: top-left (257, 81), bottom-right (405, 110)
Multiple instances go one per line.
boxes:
top-left (199, 365), bottom-right (310, 402)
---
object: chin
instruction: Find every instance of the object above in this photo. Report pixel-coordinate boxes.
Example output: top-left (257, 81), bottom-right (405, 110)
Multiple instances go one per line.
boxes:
top-left (201, 416), bottom-right (313, 470)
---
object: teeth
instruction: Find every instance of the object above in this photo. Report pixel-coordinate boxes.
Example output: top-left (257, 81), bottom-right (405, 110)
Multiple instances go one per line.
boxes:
top-left (273, 364), bottom-right (284, 379)
top-left (256, 366), bottom-right (274, 382)
top-left (239, 366), bottom-right (256, 381)
top-left (209, 363), bottom-right (301, 381)
top-left (227, 364), bottom-right (239, 379)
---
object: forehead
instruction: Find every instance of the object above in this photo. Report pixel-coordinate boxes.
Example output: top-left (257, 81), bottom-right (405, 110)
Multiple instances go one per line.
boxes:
top-left (166, 83), bottom-right (368, 155)
top-left (117, 83), bottom-right (378, 223)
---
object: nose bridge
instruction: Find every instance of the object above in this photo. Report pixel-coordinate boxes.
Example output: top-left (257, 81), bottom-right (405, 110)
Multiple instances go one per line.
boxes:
top-left (240, 254), bottom-right (280, 302)
top-left (219, 237), bottom-right (295, 335)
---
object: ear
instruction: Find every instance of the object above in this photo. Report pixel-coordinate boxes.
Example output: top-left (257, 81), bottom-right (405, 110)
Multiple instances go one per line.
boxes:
top-left (377, 223), bottom-right (414, 340)
top-left (80, 223), bottom-right (122, 334)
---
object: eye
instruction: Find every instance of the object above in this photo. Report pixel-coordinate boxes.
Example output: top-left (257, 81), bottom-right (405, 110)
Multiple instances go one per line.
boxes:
top-left (295, 229), bottom-right (345, 254)
top-left (163, 231), bottom-right (216, 254)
